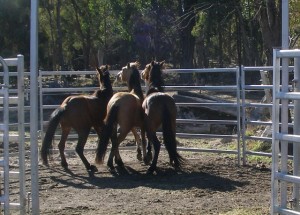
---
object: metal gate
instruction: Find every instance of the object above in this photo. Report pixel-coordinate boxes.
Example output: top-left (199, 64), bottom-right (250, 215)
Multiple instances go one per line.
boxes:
top-left (0, 55), bottom-right (26, 214)
top-left (272, 49), bottom-right (300, 214)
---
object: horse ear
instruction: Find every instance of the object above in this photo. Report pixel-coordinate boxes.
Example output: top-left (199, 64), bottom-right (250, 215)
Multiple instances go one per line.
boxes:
top-left (96, 67), bottom-right (104, 79)
top-left (151, 61), bottom-right (155, 66)
top-left (127, 63), bottom-right (130, 68)
top-left (160, 61), bottom-right (165, 67)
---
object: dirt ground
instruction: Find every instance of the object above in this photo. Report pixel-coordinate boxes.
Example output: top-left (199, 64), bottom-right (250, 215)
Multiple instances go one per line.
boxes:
top-left (10, 136), bottom-right (270, 215)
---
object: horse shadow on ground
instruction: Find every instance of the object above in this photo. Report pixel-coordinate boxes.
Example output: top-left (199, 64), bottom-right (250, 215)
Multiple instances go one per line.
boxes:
top-left (39, 161), bottom-right (253, 193)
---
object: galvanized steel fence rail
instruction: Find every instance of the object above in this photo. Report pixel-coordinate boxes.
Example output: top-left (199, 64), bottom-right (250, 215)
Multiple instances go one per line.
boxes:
top-left (39, 66), bottom-right (280, 166)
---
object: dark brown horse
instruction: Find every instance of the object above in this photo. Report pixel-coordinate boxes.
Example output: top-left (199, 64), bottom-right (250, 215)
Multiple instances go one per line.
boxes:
top-left (95, 62), bottom-right (147, 171)
top-left (41, 65), bottom-right (113, 172)
top-left (141, 61), bottom-right (184, 174)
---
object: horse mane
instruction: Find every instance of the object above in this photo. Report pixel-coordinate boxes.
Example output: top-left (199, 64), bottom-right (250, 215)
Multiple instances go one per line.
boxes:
top-left (146, 61), bottom-right (164, 96)
top-left (128, 66), bottom-right (144, 101)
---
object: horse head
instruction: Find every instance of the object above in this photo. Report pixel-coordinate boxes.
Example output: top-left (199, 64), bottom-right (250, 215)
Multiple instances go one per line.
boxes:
top-left (96, 65), bottom-right (111, 90)
top-left (142, 61), bottom-right (165, 94)
top-left (116, 61), bottom-right (140, 83)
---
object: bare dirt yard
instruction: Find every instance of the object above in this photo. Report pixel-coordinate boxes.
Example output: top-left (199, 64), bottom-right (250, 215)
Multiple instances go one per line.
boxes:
top-left (11, 136), bottom-right (271, 215)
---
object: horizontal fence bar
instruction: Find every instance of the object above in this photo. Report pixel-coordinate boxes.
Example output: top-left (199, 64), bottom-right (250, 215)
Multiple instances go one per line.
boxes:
top-left (275, 172), bottom-right (300, 184)
top-left (245, 150), bottom-right (272, 157)
top-left (243, 103), bottom-right (273, 108)
top-left (276, 92), bottom-right (300, 100)
top-left (245, 120), bottom-right (272, 126)
top-left (243, 85), bottom-right (273, 90)
top-left (50, 145), bottom-right (239, 155)
top-left (42, 102), bottom-right (238, 110)
top-left (175, 133), bottom-right (237, 139)
top-left (275, 133), bottom-right (300, 143)
top-left (244, 136), bottom-right (272, 142)
top-left (176, 119), bottom-right (237, 125)
top-left (164, 85), bottom-right (238, 91)
top-left (275, 207), bottom-right (300, 215)
top-left (276, 49), bottom-right (300, 58)
top-left (50, 132), bottom-right (238, 140)
top-left (165, 68), bottom-right (237, 73)
top-left (176, 102), bottom-right (237, 107)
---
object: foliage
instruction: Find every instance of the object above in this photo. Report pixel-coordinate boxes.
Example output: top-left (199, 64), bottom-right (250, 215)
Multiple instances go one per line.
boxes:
top-left (1, 0), bottom-right (300, 71)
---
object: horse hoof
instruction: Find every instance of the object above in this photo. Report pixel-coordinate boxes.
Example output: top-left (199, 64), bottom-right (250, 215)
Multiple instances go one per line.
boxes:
top-left (116, 160), bottom-right (124, 168)
top-left (89, 165), bottom-right (98, 173)
top-left (107, 166), bottom-right (116, 174)
top-left (146, 166), bottom-right (156, 175)
top-left (143, 157), bottom-right (151, 165)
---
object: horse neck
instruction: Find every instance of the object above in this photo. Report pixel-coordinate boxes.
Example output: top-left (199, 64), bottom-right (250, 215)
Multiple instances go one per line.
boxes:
top-left (129, 84), bottom-right (144, 102)
top-left (93, 80), bottom-right (113, 98)
top-left (102, 80), bottom-right (113, 93)
top-left (146, 82), bottom-right (164, 96)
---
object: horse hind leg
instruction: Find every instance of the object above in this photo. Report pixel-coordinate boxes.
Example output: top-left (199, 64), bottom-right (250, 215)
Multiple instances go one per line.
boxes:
top-left (107, 125), bottom-right (118, 171)
top-left (76, 129), bottom-right (98, 172)
top-left (131, 128), bottom-right (142, 161)
top-left (114, 127), bottom-right (131, 168)
top-left (146, 132), bottom-right (161, 175)
top-left (58, 127), bottom-right (71, 169)
top-left (141, 128), bottom-right (151, 165)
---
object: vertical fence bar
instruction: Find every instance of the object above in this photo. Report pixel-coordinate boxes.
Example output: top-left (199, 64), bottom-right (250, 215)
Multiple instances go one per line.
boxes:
top-left (272, 49), bottom-right (281, 214)
top-left (280, 0), bottom-right (290, 208)
top-left (240, 66), bottom-right (247, 165)
top-left (30, 0), bottom-right (40, 213)
top-left (38, 71), bottom-right (44, 140)
top-left (17, 55), bottom-right (26, 214)
top-left (293, 57), bottom-right (300, 211)
top-left (236, 66), bottom-right (241, 165)
top-left (0, 57), bottom-right (10, 215)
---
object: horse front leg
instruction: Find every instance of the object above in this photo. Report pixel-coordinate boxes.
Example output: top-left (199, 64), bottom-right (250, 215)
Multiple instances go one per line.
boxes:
top-left (76, 130), bottom-right (98, 173)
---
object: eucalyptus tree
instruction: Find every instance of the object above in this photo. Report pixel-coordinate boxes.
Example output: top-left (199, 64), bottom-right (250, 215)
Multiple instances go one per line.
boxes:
top-left (0, 0), bottom-right (30, 63)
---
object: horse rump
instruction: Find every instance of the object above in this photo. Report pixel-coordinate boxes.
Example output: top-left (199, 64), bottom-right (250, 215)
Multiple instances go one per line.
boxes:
top-left (40, 107), bottom-right (65, 166)
top-left (95, 105), bottom-right (119, 164)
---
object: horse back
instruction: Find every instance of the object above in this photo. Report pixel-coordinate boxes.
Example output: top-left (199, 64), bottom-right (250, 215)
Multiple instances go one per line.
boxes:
top-left (143, 92), bottom-right (176, 129)
top-left (107, 92), bottom-right (143, 128)
top-left (59, 94), bottom-right (109, 128)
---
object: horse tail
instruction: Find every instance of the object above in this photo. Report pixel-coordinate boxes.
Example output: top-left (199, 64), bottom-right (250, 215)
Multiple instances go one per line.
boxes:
top-left (41, 107), bottom-right (65, 165)
top-left (162, 105), bottom-right (185, 168)
top-left (95, 105), bottom-right (119, 164)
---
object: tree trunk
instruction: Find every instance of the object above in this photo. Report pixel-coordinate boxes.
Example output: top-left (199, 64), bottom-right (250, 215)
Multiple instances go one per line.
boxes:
top-left (178, 0), bottom-right (196, 82)
top-left (254, 0), bottom-right (281, 65)
top-left (56, 0), bottom-right (64, 70)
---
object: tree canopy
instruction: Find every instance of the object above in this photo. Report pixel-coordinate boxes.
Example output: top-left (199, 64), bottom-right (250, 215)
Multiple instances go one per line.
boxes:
top-left (1, 0), bottom-right (300, 70)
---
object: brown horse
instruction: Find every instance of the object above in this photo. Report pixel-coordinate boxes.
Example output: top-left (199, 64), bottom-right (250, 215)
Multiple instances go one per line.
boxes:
top-left (41, 65), bottom-right (113, 173)
top-left (141, 61), bottom-right (184, 174)
top-left (95, 62), bottom-right (147, 171)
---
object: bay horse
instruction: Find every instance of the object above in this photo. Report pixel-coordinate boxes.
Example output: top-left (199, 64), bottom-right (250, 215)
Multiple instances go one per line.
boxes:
top-left (95, 62), bottom-right (147, 171)
top-left (41, 65), bottom-right (113, 173)
top-left (141, 61), bottom-right (184, 174)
